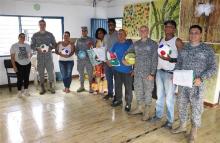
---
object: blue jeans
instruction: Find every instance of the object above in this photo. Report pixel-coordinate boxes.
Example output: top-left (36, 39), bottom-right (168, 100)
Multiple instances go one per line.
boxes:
top-left (104, 64), bottom-right (115, 95)
top-left (156, 69), bottom-right (175, 123)
top-left (59, 61), bottom-right (74, 88)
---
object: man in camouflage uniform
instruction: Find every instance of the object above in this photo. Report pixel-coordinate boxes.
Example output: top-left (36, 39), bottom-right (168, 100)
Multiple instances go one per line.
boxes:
top-left (172, 25), bottom-right (216, 143)
top-left (31, 19), bottom-right (56, 95)
top-left (125, 25), bottom-right (158, 121)
top-left (75, 27), bottom-right (94, 93)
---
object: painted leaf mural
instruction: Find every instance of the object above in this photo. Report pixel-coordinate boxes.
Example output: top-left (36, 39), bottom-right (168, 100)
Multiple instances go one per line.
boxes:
top-left (149, 0), bottom-right (180, 40)
top-left (123, 0), bottom-right (180, 40)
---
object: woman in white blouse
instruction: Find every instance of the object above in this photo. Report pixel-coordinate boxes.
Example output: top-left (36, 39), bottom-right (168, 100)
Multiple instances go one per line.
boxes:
top-left (56, 31), bottom-right (75, 93)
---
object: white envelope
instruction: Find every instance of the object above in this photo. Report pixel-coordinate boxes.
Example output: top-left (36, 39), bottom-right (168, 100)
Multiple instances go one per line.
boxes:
top-left (173, 70), bottom-right (194, 88)
top-left (92, 47), bottom-right (106, 61)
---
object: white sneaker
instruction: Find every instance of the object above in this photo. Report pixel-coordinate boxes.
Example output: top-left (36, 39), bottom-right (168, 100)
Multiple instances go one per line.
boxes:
top-left (17, 91), bottom-right (22, 98)
top-left (24, 89), bottom-right (30, 96)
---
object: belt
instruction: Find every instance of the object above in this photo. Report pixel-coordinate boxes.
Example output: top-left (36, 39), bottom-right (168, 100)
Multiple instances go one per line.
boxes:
top-left (159, 69), bottom-right (173, 74)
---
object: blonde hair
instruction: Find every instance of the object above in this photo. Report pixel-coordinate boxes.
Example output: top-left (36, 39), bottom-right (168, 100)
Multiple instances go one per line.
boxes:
top-left (139, 25), bottom-right (149, 31)
top-left (118, 29), bottom-right (127, 36)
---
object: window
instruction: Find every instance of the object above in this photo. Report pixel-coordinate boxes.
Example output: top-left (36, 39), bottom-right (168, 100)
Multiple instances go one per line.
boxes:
top-left (44, 18), bottom-right (63, 42)
top-left (90, 18), bottom-right (123, 38)
top-left (0, 16), bottom-right (19, 56)
top-left (0, 15), bottom-right (64, 56)
top-left (114, 18), bottom-right (123, 31)
top-left (90, 18), bottom-right (108, 38)
top-left (21, 17), bottom-right (42, 44)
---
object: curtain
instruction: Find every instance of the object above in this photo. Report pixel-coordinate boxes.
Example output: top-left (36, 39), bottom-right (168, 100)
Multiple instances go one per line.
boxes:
top-left (90, 18), bottom-right (108, 38)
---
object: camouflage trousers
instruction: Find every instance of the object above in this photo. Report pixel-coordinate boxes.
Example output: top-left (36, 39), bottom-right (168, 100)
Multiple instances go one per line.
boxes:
top-left (37, 54), bottom-right (55, 84)
top-left (134, 75), bottom-right (154, 106)
top-left (177, 86), bottom-right (204, 128)
top-left (77, 59), bottom-right (93, 86)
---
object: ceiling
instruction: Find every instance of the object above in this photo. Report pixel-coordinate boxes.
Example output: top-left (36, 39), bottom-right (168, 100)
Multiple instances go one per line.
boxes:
top-left (10, 0), bottom-right (153, 7)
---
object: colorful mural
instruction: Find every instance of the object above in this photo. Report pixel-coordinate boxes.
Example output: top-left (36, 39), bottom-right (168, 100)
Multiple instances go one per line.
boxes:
top-left (123, 0), bottom-right (180, 40)
top-left (149, 0), bottom-right (180, 40)
top-left (123, 3), bottom-right (150, 39)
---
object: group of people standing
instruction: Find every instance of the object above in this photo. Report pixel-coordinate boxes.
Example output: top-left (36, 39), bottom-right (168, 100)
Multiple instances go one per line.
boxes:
top-left (91, 19), bottom-right (216, 143)
top-left (10, 18), bottom-right (216, 143)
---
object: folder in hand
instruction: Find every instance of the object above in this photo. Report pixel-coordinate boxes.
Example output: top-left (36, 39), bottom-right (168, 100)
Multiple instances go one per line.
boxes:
top-left (173, 70), bottom-right (194, 88)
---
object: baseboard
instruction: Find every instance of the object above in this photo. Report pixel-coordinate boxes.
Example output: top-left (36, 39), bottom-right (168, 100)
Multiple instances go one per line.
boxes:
top-left (204, 101), bottom-right (219, 108)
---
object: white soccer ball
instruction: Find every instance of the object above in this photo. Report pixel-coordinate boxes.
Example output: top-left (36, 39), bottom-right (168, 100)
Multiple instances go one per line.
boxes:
top-left (61, 47), bottom-right (71, 56)
top-left (158, 44), bottom-right (172, 57)
top-left (40, 44), bottom-right (49, 52)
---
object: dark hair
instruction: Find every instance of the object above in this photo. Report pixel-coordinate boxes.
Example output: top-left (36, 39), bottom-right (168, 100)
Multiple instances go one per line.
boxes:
top-left (189, 25), bottom-right (202, 33)
top-left (64, 31), bottom-right (70, 37)
top-left (95, 28), bottom-right (107, 39)
top-left (126, 39), bottom-right (133, 44)
top-left (18, 33), bottom-right (25, 38)
top-left (39, 19), bottom-right (46, 24)
top-left (164, 20), bottom-right (177, 28)
top-left (108, 18), bottom-right (116, 25)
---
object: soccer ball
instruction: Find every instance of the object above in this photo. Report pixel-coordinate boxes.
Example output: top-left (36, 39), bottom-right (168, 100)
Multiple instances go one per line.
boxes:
top-left (61, 47), bottom-right (71, 55)
top-left (110, 59), bottom-right (120, 66)
top-left (158, 44), bottom-right (172, 57)
top-left (107, 52), bottom-right (120, 66)
top-left (125, 52), bottom-right (136, 65)
top-left (78, 50), bottom-right (86, 59)
top-left (107, 52), bottom-right (117, 60)
top-left (40, 44), bottom-right (49, 52)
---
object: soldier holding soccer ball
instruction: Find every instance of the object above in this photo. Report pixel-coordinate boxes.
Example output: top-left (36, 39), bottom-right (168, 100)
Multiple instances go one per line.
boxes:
top-left (31, 19), bottom-right (57, 95)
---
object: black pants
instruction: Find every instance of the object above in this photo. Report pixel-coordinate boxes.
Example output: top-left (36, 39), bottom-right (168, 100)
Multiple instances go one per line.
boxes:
top-left (16, 62), bottom-right (31, 90)
top-left (114, 71), bottom-right (133, 105)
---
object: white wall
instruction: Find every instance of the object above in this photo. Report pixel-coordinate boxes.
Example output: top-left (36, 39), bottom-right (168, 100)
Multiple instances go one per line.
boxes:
top-left (0, 1), bottom-right (107, 85)
top-left (0, 1), bottom-right (107, 37)
top-left (107, 6), bottom-right (124, 18)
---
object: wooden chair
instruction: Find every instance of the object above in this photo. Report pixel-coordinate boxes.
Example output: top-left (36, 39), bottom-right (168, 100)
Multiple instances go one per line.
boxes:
top-left (4, 59), bottom-right (17, 92)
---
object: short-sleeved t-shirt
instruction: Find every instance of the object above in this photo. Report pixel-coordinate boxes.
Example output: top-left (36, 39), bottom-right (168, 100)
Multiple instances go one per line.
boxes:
top-left (110, 41), bottom-right (132, 73)
top-left (10, 43), bottom-right (32, 65)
